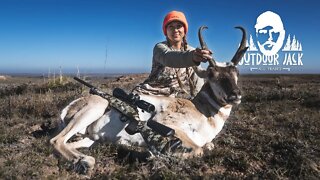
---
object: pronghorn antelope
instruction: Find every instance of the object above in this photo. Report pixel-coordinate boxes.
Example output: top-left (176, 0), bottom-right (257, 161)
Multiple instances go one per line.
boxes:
top-left (50, 26), bottom-right (248, 173)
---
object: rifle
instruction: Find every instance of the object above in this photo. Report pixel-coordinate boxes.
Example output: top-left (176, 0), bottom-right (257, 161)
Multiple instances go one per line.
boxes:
top-left (73, 77), bottom-right (174, 137)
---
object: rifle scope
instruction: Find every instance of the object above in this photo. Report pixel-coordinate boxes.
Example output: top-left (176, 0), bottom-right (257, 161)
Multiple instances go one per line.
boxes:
top-left (113, 88), bottom-right (155, 113)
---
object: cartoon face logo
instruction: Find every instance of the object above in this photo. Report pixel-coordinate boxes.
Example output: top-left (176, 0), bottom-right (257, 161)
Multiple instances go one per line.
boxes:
top-left (255, 11), bottom-right (286, 56)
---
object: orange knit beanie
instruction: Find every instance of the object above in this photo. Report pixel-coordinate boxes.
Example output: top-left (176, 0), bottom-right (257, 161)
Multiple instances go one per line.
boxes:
top-left (163, 11), bottom-right (188, 36)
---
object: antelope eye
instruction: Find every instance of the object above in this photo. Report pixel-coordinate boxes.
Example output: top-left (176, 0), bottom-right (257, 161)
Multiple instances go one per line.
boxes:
top-left (212, 71), bottom-right (220, 80)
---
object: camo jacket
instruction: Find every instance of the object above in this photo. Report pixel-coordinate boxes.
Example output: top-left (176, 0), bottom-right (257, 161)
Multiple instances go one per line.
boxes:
top-left (132, 41), bottom-right (206, 98)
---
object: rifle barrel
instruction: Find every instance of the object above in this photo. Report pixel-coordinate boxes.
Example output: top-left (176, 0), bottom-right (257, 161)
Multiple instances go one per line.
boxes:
top-left (74, 77), bottom-right (94, 88)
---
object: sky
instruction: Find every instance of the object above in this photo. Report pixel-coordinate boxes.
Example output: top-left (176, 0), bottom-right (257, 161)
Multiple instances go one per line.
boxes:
top-left (0, 0), bottom-right (319, 74)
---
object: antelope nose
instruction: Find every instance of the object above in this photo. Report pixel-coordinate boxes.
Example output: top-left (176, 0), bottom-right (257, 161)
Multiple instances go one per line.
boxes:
top-left (228, 89), bottom-right (241, 100)
top-left (228, 89), bottom-right (241, 102)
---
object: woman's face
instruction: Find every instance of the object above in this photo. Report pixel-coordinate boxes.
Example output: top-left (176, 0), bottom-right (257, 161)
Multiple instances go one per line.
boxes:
top-left (166, 21), bottom-right (185, 44)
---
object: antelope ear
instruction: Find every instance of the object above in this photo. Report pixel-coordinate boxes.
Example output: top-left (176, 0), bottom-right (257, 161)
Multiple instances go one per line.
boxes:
top-left (206, 66), bottom-right (218, 78)
top-left (192, 66), bottom-right (208, 79)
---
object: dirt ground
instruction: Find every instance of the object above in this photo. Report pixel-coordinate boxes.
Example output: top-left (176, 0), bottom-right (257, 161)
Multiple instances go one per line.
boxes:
top-left (0, 74), bottom-right (319, 179)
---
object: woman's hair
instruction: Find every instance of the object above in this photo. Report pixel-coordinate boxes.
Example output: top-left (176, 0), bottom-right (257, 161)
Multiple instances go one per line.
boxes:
top-left (182, 36), bottom-right (188, 51)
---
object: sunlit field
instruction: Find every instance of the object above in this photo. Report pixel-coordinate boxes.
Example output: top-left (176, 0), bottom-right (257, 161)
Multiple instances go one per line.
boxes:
top-left (0, 74), bottom-right (319, 179)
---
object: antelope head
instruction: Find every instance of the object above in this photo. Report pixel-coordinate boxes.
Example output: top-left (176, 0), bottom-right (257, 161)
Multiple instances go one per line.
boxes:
top-left (198, 26), bottom-right (248, 106)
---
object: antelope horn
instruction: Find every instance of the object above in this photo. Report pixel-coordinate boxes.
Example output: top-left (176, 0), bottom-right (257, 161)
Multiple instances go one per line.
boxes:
top-left (231, 26), bottom-right (249, 65)
top-left (198, 26), bottom-right (216, 67)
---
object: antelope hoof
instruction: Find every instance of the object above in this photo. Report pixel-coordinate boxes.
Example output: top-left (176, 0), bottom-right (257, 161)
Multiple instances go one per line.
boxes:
top-left (73, 156), bottom-right (95, 174)
top-left (74, 160), bottom-right (89, 174)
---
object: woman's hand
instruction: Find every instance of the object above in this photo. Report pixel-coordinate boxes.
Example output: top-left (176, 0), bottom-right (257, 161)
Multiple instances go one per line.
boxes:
top-left (192, 48), bottom-right (213, 63)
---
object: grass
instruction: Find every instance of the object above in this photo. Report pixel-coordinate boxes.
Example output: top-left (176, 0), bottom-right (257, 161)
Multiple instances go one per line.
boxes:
top-left (0, 74), bottom-right (319, 179)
